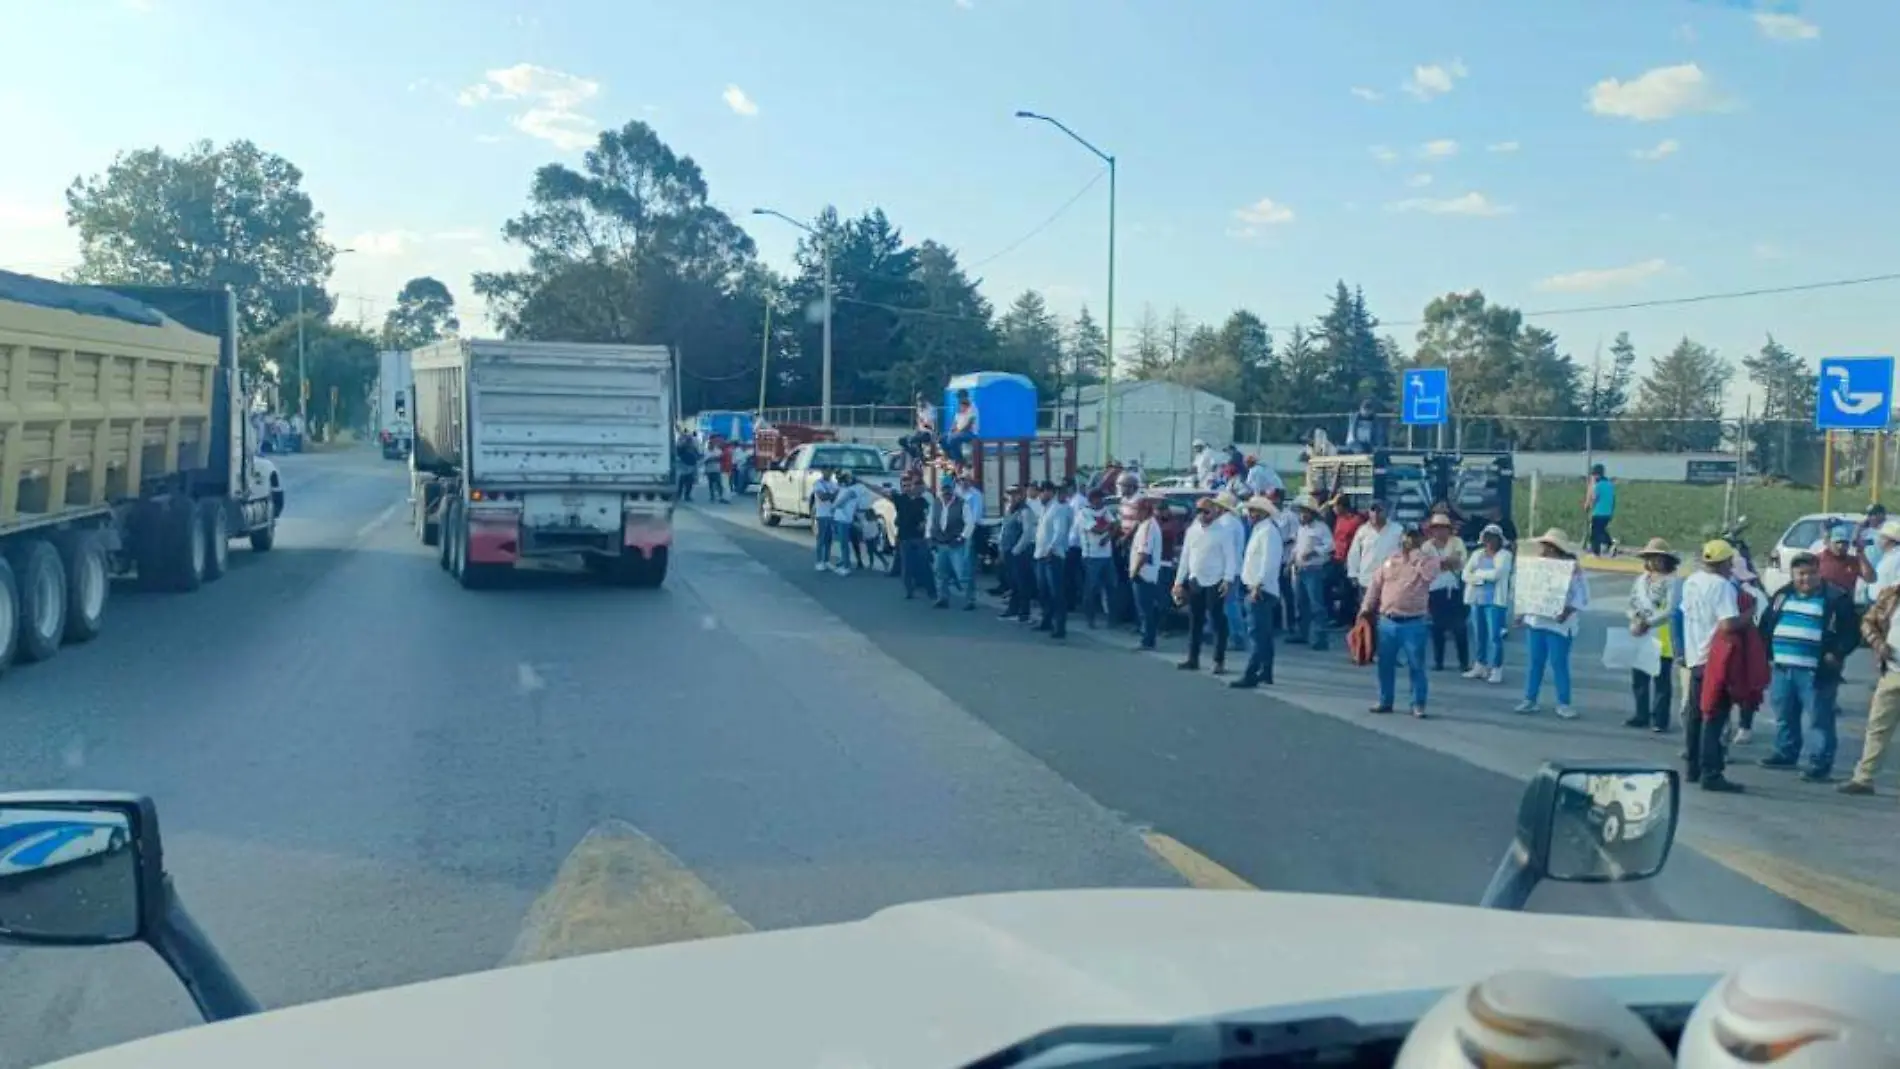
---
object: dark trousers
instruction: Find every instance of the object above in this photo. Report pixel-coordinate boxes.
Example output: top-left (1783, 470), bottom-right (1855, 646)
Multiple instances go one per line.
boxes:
top-left (1588, 515), bottom-right (1613, 555)
top-left (1185, 581), bottom-right (1229, 666)
top-left (1428, 587), bottom-right (1469, 669)
top-left (899, 538), bottom-right (933, 598)
top-left (1631, 658), bottom-right (1674, 729)
top-left (1685, 665), bottom-right (1732, 782)
top-left (1242, 592), bottom-right (1278, 683)
top-left (1132, 577), bottom-right (1160, 648)
top-left (1005, 553), bottom-right (1035, 618)
top-left (1036, 557), bottom-right (1068, 636)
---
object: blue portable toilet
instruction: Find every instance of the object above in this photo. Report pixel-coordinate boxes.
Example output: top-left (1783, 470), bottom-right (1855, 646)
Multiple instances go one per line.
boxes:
top-left (944, 372), bottom-right (1037, 440)
top-left (695, 410), bottom-right (756, 445)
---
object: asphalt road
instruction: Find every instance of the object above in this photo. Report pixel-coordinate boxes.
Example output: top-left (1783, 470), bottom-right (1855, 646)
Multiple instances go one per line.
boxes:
top-left (0, 449), bottom-right (1843, 1067)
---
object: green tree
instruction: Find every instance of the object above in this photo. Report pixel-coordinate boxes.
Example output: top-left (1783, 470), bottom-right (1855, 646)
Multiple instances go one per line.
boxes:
top-left (1742, 334), bottom-right (1817, 477)
top-left (472, 120), bottom-right (767, 414)
top-left (1065, 305), bottom-right (1108, 384)
top-left (873, 240), bottom-right (997, 400)
top-left (381, 276), bottom-right (460, 350)
top-left (996, 290), bottom-right (1065, 408)
top-left (1317, 282), bottom-right (1392, 411)
top-left (1630, 337), bottom-right (1731, 452)
top-left (64, 139), bottom-right (336, 348)
top-left (253, 314), bottom-right (378, 434)
top-left (783, 208), bottom-right (922, 407)
top-left (1128, 304), bottom-right (1170, 378)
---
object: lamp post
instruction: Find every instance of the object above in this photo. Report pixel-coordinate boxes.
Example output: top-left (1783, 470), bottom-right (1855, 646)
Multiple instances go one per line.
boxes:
top-left (751, 208), bottom-right (833, 426)
top-left (297, 246), bottom-right (354, 436)
top-left (1015, 111), bottom-right (1116, 466)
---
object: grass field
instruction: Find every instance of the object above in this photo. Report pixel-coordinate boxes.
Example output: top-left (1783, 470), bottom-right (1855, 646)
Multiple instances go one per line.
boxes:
top-left (1514, 478), bottom-right (1875, 555)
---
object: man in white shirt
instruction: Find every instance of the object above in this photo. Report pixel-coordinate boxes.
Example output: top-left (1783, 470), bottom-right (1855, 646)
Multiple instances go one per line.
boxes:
top-left (1127, 497), bottom-right (1165, 650)
top-left (1172, 496), bottom-right (1239, 673)
top-left (828, 472), bottom-right (865, 575)
top-left (1211, 491), bottom-right (1251, 655)
top-left (811, 470), bottom-right (840, 572)
top-left (1075, 487), bottom-right (1117, 628)
top-left (1191, 440), bottom-right (1218, 489)
top-left (1032, 482), bottom-right (1073, 639)
top-left (1245, 457), bottom-right (1285, 496)
top-left (1289, 495), bottom-right (1335, 651)
top-left (1347, 500), bottom-right (1403, 592)
top-left (956, 469), bottom-right (985, 589)
top-left (1234, 496), bottom-right (1285, 689)
top-left (1679, 539), bottom-right (1747, 793)
top-left (944, 390), bottom-right (980, 464)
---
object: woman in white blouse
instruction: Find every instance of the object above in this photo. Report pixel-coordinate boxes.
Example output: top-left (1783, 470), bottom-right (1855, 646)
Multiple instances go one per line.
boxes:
top-left (1461, 524), bottom-right (1513, 684)
top-left (1513, 528), bottom-right (1591, 720)
top-left (1625, 538), bottom-right (1683, 732)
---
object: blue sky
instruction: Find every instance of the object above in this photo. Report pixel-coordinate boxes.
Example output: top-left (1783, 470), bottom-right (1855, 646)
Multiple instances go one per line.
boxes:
top-left (1, 0), bottom-right (1894, 408)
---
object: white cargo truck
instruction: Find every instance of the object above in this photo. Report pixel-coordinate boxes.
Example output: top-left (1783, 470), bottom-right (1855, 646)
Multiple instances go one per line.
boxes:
top-left (0, 272), bottom-right (283, 678)
top-left (409, 340), bottom-right (677, 589)
top-left (376, 349), bottom-right (415, 461)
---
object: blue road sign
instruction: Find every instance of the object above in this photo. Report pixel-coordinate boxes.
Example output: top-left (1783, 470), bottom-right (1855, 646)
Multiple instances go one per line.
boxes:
top-left (1401, 367), bottom-right (1450, 426)
top-left (1816, 356), bottom-right (1895, 431)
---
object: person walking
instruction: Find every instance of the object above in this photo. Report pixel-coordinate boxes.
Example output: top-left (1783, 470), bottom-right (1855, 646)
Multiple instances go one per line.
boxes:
top-left (1584, 463), bottom-right (1617, 556)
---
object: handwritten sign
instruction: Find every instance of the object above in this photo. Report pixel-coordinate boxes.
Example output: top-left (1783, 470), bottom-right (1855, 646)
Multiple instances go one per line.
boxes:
top-left (1513, 556), bottom-right (1577, 619)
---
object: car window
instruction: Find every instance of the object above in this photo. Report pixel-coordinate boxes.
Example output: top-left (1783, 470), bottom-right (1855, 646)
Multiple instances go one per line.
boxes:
top-left (1783, 519), bottom-right (1822, 549)
top-left (809, 446), bottom-right (886, 473)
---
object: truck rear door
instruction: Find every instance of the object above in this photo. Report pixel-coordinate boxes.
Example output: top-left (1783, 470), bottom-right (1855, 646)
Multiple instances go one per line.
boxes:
top-left (466, 342), bottom-right (672, 489)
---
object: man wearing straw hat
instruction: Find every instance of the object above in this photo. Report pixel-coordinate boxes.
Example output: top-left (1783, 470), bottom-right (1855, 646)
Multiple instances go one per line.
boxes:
top-left (1173, 495), bottom-right (1239, 674)
top-left (1233, 495), bottom-right (1285, 688)
top-left (1287, 494), bottom-right (1334, 651)
top-left (1212, 489), bottom-right (1251, 656)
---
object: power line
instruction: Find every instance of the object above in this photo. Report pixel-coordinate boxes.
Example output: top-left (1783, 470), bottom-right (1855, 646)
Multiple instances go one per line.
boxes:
top-left (961, 169), bottom-right (1107, 272)
top-left (1375, 271), bottom-right (1900, 329)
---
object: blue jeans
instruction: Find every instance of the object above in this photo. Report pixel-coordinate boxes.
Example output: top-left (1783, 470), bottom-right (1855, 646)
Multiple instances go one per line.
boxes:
top-left (943, 430), bottom-right (975, 463)
top-left (1132, 577), bottom-right (1160, 648)
top-left (1242, 593), bottom-right (1278, 683)
top-left (1376, 616), bottom-right (1429, 708)
top-left (1036, 557), bottom-right (1068, 635)
top-left (814, 515), bottom-right (835, 565)
top-left (1080, 557), bottom-right (1114, 622)
top-left (1224, 579), bottom-right (1249, 653)
top-left (1296, 566), bottom-right (1329, 650)
top-left (899, 538), bottom-right (933, 598)
top-left (933, 542), bottom-right (972, 605)
top-left (1470, 603), bottom-right (1507, 668)
top-left (1770, 666), bottom-right (1839, 776)
top-left (1523, 628), bottom-right (1574, 705)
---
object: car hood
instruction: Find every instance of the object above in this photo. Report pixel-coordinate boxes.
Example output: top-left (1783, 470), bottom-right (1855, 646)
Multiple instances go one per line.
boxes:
top-left (51, 890), bottom-right (1900, 1069)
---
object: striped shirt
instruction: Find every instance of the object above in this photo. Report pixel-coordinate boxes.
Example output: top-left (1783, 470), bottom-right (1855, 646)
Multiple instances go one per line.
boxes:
top-left (1769, 590), bottom-right (1827, 669)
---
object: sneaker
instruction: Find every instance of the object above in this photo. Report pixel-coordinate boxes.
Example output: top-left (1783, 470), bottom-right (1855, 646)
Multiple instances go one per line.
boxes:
top-left (1733, 728), bottom-right (1753, 746)
top-left (1555, 705), bottom-right (1579, 720)
top-left (1512, 700), bottom-right (1537, 715)
top-left (1486, 667), bottom-right (1503, 684)
top-left (1758, 757), bottom-right (1799, 770)
top-left (814, 562), bottom-right (828, 572)
top-left (833, 565), bottom-right (850, 576)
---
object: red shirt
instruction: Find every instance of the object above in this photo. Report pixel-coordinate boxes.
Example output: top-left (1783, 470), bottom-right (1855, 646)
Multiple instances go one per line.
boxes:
top-left (1332, 513), bottom-right (1366, 563)
top-left (718, 444), bottom-right (735, 474)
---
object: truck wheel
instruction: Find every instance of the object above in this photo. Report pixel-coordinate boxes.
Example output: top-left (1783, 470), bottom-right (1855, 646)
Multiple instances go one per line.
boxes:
top-left (54, 530), bottom-right (108, 644)
top-left (7, 539), bottom-right (65, 663)
top-left (250, 516), bottom-right (276, 552)
top-left (444, 500), bottom-right (466, 580)
top-left (0, 557), bottom-right (18, 676)
top-left (759, 489), bottom-right (780, 526)
top-left (454, 508), bottom-right (502, 590)
top-left (201, 500), bottom-right (230, 581)
top-left (418, 482), bottom-right (443, 547)
top-left (635, 547), bottom-right (667, 589)
top-left (162, 496), bottom-right (207, 593)
top-left (1600, 804), bottom-right (1626, 846)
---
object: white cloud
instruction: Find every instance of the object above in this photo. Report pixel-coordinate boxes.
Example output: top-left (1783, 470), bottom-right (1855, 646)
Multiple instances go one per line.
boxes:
top-left (1369, 145), bottom-right (1398, 164)
top-left (1233, 198), bottom-right (1295, 226)
top-left (1754, 13), bottom-right (1819, 41)
top-left (1403, 59), bottom-right (1468, 100)
top-left (1406, 173), bottom-right (1433, 188)
top-left (722, 84), bottom-right (759, 117)
top-left (1350, 86), bottom-right (1383, 101)
top-left (1487, 140), bottom-right (1520, 154)
top-left (1631, 138), bottom-right (1680, 161)
top-left (457, 63), bottom-right (601, 151)
top-left (1388, 192), bottom-right (1514, 217)
top-left (1588, 63), bottom-right (1723, 121)
top-left (348, 230), bottom-right (423, 257)
top-left (1534, 258), bottom-right (1667, 293)
top-left (1420, 139), bottom-right (1459, 159)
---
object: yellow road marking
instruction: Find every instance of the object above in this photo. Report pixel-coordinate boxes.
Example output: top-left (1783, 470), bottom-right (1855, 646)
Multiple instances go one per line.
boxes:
top-left (1691, 838), bottom-right (1900, 937)
top-left (505, 819), bottom-right (752, 966)
top-left (1142, 832), bottom-right (1258, 891)
top-left (1582, 555), bottom-right (1645, 575)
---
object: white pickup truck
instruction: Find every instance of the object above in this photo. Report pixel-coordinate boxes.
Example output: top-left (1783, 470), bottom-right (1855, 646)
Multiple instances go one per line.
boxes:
top-left (756, 442), bottom-right (900, 529)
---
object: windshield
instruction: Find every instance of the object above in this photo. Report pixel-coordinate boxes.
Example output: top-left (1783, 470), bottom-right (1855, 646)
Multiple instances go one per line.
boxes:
top-left (0, 2), bottom-right (1886, 1065)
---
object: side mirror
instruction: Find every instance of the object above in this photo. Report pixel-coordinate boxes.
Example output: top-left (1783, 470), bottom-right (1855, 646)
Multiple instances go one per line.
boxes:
top-left (0, 794), bottom-right (156, 944)
top-left (0, 791), bottom-right (260, 1023)
top-left (1478, 761), bottom-right (1679, 911)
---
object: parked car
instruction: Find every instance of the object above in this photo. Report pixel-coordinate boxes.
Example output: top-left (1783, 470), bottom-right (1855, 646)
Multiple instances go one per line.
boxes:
top-left (1760, 511), bottom-right (1868, 595)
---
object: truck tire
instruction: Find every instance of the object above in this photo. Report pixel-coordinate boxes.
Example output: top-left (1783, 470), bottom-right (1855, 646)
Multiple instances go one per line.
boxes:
top-left (450, 503), bottom-right (503, 590)
top-left (54, 530), bottom-right (108, 644)
top-left (759, 489), bottom-right (781, 526)
top-left (201, 499), bottom-right (230, 582)
top-left (7, 539), bottom-right (65, 663)
top-left (636, 547), bottom-right (668, 589)
top-left (418, 482), bottom-right (443, 547)
top-left (250, 515), bottom-right (276, 553)
top-left (153, 495), bottom-right (206, 593)
top-left (0, 557), bottom-right (18, 677)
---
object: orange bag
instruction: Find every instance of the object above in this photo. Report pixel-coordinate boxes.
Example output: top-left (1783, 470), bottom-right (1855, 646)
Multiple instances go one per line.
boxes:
top-left (1347, 616), bottom-right (1377, 666)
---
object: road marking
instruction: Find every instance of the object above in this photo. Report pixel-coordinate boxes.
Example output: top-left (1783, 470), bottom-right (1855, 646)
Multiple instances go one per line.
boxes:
top-left (516, 662), bottom-right (546, 694)
top-left (1142, 832), bottom-right (1257, 891)
top-left (352, 500), bottom-right (407, 544)
top-left (505, 819), bottom-right (752, 967)
top-left (1691, 839), bottom-right (1900, 937)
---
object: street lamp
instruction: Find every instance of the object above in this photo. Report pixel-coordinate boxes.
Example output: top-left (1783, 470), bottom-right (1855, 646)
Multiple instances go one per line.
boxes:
top-left (296, 245), bottom-right (354, 435)
top-left (1016, 110), bottom-right (1117, 466)
top-left (751, 207), bottom-right (833, 426)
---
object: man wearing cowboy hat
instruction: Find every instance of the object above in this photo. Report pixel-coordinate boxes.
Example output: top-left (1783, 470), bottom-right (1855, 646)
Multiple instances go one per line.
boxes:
top-left (1347, 499), bottom-right (1403, 605)
top-left (1233, 495), bottom-right (1285, 688)
top-left (1288, 494), bottom-right (1334, 650)
top-left (1212, 489), bottom-right (1251, 655)
top-left (1173, 494), bottom-right (1239, 673)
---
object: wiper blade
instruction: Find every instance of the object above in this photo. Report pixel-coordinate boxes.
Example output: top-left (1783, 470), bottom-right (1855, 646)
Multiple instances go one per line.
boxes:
top-left (960, 1016), bottom-right (1402, 1069)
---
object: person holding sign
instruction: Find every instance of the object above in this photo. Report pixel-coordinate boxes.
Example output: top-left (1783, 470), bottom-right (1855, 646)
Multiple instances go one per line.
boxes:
top-left (1623, 539), bottom-right (1683, 733)
top-left (1512, 529), bottom-right (1591, 720)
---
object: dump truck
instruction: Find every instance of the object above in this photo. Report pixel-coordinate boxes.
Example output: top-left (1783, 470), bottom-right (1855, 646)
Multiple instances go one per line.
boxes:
top-left (0, 272), bottom-right (283, 677)
top-left (409, 339), bottom-right (677, 589)
top-left (375, 349), bottom-right (416, 460)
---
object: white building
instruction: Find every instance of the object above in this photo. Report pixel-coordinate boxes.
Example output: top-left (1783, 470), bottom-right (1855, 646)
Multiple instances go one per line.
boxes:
top-left (1058, 381), bottom-right (1236, 471)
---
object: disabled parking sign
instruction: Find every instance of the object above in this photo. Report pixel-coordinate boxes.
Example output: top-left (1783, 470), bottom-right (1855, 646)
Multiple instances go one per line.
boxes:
top-left (1815, 356), bottom-right (1895, 431)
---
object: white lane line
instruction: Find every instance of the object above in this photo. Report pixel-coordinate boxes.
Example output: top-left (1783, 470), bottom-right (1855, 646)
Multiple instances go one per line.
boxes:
top-left (352, 500), bottom-right (407, 545)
